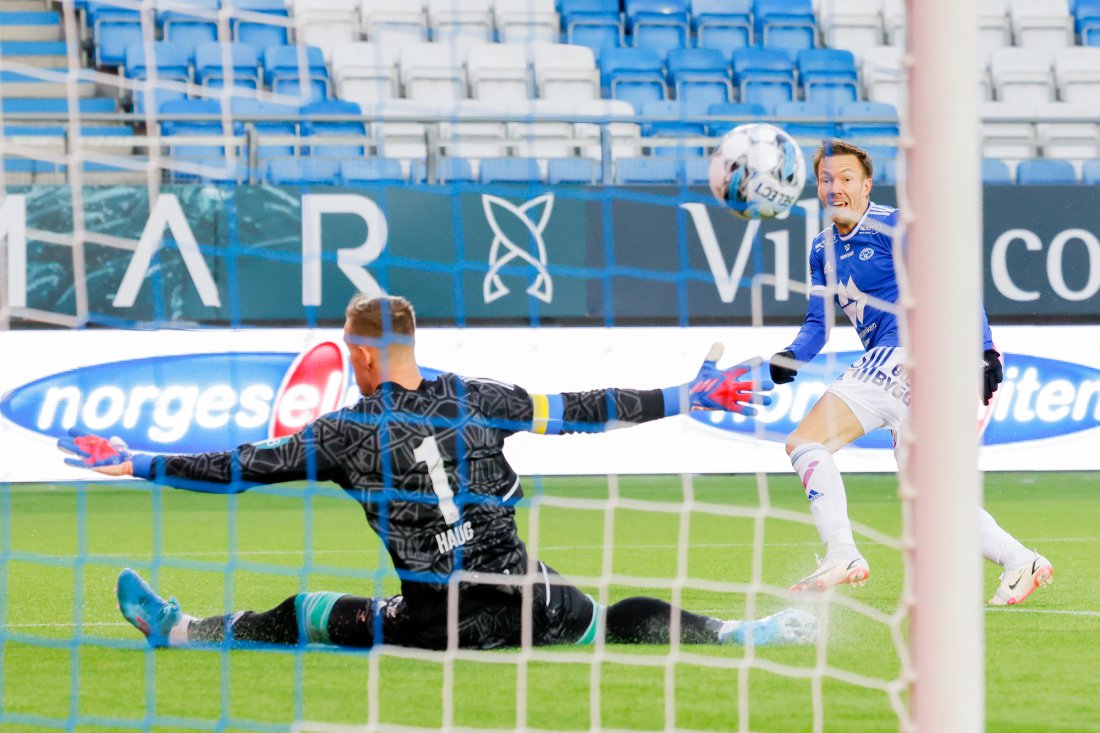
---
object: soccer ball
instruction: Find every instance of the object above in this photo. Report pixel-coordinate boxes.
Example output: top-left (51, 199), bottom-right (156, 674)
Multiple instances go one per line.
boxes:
top-left (707, 123), bottom-right (806, 220)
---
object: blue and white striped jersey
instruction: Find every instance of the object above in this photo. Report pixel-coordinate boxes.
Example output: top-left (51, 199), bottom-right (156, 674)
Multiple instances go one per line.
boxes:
top-left (785, 201), bottom-right (994, 364)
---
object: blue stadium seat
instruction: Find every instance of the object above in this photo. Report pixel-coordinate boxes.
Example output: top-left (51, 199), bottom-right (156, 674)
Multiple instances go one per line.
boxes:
top-left (160, 99), bottom-right (241, 159)
top-left (561, 0), bottom-right (624, 52)
top-left (0, 97), bottom-right (116, 114)
top-left (626, 0), bottom-right (690, 58)
top-left (193, 42), bottom-right (261, 90)
top-left (731, 47), bottom-right (795, 108)
top-left (754, 0), bottom-right (816, 56)
top-left (159, 0), bottom-right (218, 59)
top-left (837, 101), bottom-right (900, 146)
top-left (479, 157), bottom-right (543, 183)
top-left (90, 6), bottom-right (142, 67)
top-left (263, 45), bottom-right (330, 102)
top-left (691, 0), bottom-right (752, 58)
top-left (640, 99), bottom-right (708, 136)
top-left (1075, 0), bottom-right (1100, 44)
top-left (300, 100), bottom-right (367, 157)
top-left (797, 49), bottom-right (859, 111)
top-left (124, 42), bottom-right (190, 114)
top-left (873, 158), bottom-right (896, 184)
top-left (123, 42), bottom-right (190, 81)
top-left (982, 158), bottom-right (1014, 184)
top-left (1082, 158), bottom-right (1100, 184)
top-left (265, 158), bottom-right (340, 185)
top-left (1016, 159), bottom-right (1078, 184)
top-left (666, 48), bottom-right (732, 106)
top-left (705, 101), bottom-right (767, 135)
top-left (616, 156), bottom-right (679, 183)
top-left (232, 98), bottom-right (299, 159)
top-left (681, 156), bottom-right (712, 184)
top-left (340, 158), bottom-right (406, 184)
top-left (773, 101), bottom-right (840, 139)
top-left (0, 40), bottom-right (67, 66)
top-left (226, 0), bottom-right (290, 57)
top-left (600, 47), bottom-right (668, 110)
top-left (547, 157), bottom-right (600, 184)
top-left (643, 101), bottom-right (708, 157)
top-left (410, 157), bottom-right (477, 183)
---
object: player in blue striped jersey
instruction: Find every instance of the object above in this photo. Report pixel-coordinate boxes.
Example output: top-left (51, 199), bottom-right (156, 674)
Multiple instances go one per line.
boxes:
top-left (769, 140), bottom-right (1052, 605)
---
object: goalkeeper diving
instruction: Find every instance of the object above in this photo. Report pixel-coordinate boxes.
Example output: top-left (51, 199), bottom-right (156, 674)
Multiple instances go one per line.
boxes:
top-left (61, 294), bottom-right (817, 651)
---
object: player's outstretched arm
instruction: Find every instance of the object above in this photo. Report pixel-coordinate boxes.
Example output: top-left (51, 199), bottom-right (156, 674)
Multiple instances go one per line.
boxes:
top-left (57, 425), bottom-right (340, 494)
top-left (668, 342), bottom-right (774, 416)
top-left (515, 343), bottom-right (773, 436)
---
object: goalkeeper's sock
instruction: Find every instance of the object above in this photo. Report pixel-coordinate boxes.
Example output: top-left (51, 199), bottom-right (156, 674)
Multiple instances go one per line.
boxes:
top-left (168, 615), bottom-right (194, 646)
top-left (189, 596), bottom-right (301, 645)
top-left (791, 443), bottom-right (857, 554)
top-left (604, 597), bottom-right (724, 644)
top-left (979, 507), bottom-right (1033, 568)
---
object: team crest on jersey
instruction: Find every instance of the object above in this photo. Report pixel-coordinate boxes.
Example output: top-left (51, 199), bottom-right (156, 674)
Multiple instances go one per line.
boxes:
top-left (859, 247), bottom-right (874, 260)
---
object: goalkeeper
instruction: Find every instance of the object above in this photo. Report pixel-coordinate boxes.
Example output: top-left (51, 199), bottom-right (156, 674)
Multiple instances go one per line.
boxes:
top-left (61, 294), bottom-right (815, 650)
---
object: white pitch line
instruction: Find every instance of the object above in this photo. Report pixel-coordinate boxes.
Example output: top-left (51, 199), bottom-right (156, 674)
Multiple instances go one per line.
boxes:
top-left (986, 607), bottom-right (1100, 619)
top-left (13, 537), bottom-right (1098, 562)
top-left (3, 621), bottom-right (129, 629)
top-left (5, 608), bottom-right (1098, 633)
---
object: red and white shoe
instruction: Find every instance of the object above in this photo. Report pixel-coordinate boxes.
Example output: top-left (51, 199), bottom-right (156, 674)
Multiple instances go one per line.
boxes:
top-left (988, 554), bottom-right (1053, 606)
top-left (789, 553), bottom-right (870, 592)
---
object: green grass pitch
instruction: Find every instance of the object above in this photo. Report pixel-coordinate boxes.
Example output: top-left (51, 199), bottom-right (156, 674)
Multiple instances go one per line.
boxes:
top-left (1, 473), bottom-right (1098, 732)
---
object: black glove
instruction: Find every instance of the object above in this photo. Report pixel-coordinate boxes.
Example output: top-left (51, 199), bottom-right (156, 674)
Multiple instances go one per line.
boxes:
top-left (982, 349), bottom-right (1003, 406)
top-left (769, 350), bottom-right (798, 385)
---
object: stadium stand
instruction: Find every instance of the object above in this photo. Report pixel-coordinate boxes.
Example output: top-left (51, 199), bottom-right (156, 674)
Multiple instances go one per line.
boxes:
top-left (0, 0), bottom-right (1089, 185)
top-left (1016, 156), bottom-right (1078, 182)
top-left (691, 0), bottom-right (752, 56)
top-left (340, 156), bottom-right (407, 183)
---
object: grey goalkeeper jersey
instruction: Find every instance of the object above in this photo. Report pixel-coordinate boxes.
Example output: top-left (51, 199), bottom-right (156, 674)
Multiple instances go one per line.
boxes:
top-left (139, 373), bottom-right (665, 607)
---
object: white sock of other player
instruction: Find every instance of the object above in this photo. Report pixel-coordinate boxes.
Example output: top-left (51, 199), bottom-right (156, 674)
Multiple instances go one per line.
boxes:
top-left (979, 507), bottom-right (1033, 568)
top-left (791, 443), bottom-right (857, 557)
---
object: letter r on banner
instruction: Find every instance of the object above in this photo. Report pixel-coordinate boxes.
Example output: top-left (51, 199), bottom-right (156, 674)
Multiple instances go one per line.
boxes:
top-left (301, 194), bottom-right (388, 306)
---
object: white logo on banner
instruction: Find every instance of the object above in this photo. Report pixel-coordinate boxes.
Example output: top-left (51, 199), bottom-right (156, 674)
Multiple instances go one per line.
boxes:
top-left (482, 194), bottom-right (554, 304)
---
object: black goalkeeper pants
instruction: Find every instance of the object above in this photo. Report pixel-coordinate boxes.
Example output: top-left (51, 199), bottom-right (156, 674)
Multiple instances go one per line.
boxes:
top-left (188, 564), bottom-right (723, 649)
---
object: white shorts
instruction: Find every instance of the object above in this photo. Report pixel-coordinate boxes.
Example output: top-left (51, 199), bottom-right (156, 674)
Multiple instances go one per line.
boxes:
top-left (827, 346), bottom-right (910, 440)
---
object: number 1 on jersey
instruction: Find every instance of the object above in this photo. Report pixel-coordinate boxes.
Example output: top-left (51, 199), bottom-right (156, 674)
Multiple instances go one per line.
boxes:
top-left (413, 435), bottom-right (461, 525)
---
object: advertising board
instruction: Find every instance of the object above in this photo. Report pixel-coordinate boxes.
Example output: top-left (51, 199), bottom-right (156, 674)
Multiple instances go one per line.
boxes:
top-left (2, 326), bottom-right (1097, 482)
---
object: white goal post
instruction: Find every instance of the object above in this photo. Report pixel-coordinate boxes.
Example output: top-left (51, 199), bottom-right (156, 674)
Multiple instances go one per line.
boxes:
top-left (906, 1), bottom-right (985, 731)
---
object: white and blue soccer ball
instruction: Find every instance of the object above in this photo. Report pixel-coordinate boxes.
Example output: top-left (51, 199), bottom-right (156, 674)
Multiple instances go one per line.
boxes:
top-left (707, 123), bottom-right (806, 220)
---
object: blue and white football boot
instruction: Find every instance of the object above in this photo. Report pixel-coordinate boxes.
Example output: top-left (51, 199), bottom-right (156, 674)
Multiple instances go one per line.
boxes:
top-left (719, 608), bottom-right (818, 646)
top-left (115, 568), bottom-right (183, 648)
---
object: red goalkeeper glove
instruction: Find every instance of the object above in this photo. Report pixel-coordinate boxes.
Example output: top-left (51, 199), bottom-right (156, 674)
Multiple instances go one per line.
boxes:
top-left (58, 428), bottom-right (134, 474)
top-left (685, 343), bottom-right (774, 416)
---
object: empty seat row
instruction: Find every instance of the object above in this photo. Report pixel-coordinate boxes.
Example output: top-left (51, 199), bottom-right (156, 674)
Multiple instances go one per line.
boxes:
top-left (261, 154), bottom-right (716, 185)
top-left (560, 0), bottom-right (817, 58)
top-left (824, 0), bottom-right (1098, 60)
top-left (856, 44), bottom-right (1100, 109)
top-left (123, 42), bottom-right (332, 109)
top-left (982, 100), bottom-right (1100, 162)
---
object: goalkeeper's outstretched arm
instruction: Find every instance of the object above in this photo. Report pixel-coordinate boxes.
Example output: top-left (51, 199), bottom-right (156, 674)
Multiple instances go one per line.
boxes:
top-left (57, 418), bottom-right (346, 494)
top-left (518, 343), bottom-right (772, 436)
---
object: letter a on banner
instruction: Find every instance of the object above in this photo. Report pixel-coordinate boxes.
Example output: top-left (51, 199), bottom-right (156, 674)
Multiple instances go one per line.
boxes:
top-left (1, 195), bottom-right (27, 307)
top-left (113, 194), bottom-right (221, 308)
